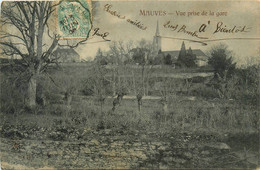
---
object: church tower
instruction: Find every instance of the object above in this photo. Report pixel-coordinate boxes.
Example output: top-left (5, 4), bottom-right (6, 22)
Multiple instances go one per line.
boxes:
top-left (179, 41), bottom-right (186, 57)
top-left (153, 21), bottom-right (161, 53)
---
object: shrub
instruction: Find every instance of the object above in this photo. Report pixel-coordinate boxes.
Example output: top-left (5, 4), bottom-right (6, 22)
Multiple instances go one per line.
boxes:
top-left (191, 84), bottom-right (219, 99)
top-left (208, 44), bottom-right (236, 78)
top-left (0, 74), bottom-right (27, 114)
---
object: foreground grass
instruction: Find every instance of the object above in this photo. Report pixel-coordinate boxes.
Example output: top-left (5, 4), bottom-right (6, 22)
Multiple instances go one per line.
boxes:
top-left (0, 95), bottom-right (259, 169)
top-left (1, 94), bottom-right (258, 137)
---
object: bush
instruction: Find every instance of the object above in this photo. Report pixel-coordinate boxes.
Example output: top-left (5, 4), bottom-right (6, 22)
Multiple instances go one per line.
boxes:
top-left (191, 85), bottom-right (219, 99)
top-left (208, 44), bottom-right (236, 78)
top-left (0, 74), bottom-right (27, 114)
top-left (230, 68), bottom-right (258, 105)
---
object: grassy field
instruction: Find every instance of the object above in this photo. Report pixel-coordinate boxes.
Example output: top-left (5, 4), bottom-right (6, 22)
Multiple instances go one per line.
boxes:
top-left (0, 64), bottom-right (259, 168)
top-left (1, 64), bottom-right (258, 137)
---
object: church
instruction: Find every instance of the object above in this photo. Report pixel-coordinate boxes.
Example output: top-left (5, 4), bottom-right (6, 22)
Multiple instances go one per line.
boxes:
top-left (152, 21), bottom-right (208, 67)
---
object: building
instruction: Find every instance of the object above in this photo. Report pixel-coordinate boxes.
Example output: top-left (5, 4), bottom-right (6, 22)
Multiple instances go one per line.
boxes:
top-left (153, 20), bottom-right (161, 53)
top-left (153, 22), bottom-right (208, 67)
top-left (52, 47), bottom-right (80, 62)
top-left (163, 44), bottom-right (208, 67)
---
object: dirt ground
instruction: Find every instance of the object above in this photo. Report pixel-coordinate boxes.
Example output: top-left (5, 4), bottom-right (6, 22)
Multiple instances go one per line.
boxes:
top-left (0, 126), bottom-right (259, 169)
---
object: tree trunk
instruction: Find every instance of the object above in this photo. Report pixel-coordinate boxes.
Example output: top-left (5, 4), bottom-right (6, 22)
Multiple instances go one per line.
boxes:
top-left (27, 75), bottom-right (37, 108)
top-left (146, 78), bottom-right (149, 96)
top-left (132, 70), bottom-right (136, 95)
top-left (112, 67), bottom-right (116, 96)
top-left (162, 102), bottom-right (168, 122)
top-left (142, 65), bottom-right (145, 96)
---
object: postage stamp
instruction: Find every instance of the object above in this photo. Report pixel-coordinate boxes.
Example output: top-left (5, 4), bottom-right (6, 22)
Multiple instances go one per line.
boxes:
top-left (57, 0), bottom-right (92, 39)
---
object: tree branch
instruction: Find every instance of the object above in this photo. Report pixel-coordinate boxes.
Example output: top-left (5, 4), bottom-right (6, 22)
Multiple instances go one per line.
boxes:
top-left (17, 2), bottom-right (31, 25)
top-left (0, 42), bottom-right (25, 58)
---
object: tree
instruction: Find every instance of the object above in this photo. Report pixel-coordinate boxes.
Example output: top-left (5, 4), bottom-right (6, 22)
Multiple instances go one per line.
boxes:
top-left (0, 1), bottom-right (92, 108)
top-left (92, 63), bottom-right (107, 113)
top-left (108, 41), bottom-right (133, 96)
top-left (153, 50), bottom-right (164, 65)
top-left (132, 48), bottom-right (146, 64)
top-left (179, 41), bottom-right (186, 58)
top-left (182, 53), bottom-right (197, 67)
top-left (95, 48), bottom-right (108, 65)
top-left (107, 39), bottom-right (156, 97)
top-left (208, 44), bottom-right (236, 79)
top-left (177, 43), bottom-right (196, 67)
top-left (133, 39), bottom-right (157, 96)
top-left (164, 54), bottom-right (172, 65)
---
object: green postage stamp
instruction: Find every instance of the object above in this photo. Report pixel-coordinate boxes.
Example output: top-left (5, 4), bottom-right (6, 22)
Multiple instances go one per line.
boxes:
top-left (57, 0), bottom-right (92, 39)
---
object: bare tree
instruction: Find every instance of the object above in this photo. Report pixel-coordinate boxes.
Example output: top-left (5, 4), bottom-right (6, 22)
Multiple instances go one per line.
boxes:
top-left (0, 1), bottom-right (92, 108)
top-left (136, 92), bottom-right (143, 112)
top-left (132, 39), bottom-right (157, 96)
top-left (154, 77), bottom-right (176, 121)
top-left (108, 41), bottom-right (133, 96)
top-left (112, 92), bottom-right (125, 112)
top-left (89, 50), bottom-right (108, 114)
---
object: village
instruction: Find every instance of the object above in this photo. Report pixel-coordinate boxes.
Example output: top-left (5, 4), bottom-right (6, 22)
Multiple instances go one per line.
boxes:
top-left (0, 1), bottom-right (259, 169)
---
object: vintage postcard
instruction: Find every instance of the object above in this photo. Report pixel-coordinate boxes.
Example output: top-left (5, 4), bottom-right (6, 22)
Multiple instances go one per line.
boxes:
top-left (0, 0), bottom-right (259, 169)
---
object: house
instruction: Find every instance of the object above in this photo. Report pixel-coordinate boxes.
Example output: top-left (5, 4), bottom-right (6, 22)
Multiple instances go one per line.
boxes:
top-left (52, 47), bottom-right (80, 62)
top-left (194, 50), bottom-right (208, 66)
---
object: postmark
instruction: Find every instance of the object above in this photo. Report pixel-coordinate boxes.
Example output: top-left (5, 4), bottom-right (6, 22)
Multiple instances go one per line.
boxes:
top-left (57, 0), bottom-right (92, 39)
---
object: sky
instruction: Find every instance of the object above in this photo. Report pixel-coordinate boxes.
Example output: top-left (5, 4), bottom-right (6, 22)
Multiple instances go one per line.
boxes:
top-left (76, 0), bottom-right (260, 65)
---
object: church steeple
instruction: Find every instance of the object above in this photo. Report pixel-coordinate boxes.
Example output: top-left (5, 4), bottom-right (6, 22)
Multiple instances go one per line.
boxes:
top-left (153, 20), bottom-right (161, 52)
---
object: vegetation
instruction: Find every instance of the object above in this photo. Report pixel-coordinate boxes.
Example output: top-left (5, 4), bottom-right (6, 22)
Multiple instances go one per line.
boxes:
top-left (0, 1), bottom-right (92, 108)
top-left (1, 60), bottom-right (258, 133)
top-left (0, 44), bottom-right (259, 168)
top-left (0, 2), bottom-right (258, 169)
top-left (208, 44), bottom-right (236, 78)
top-left (164, 54), bottom-right (172, 65)
top-left (177, 42), bottom-right (197, 67)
